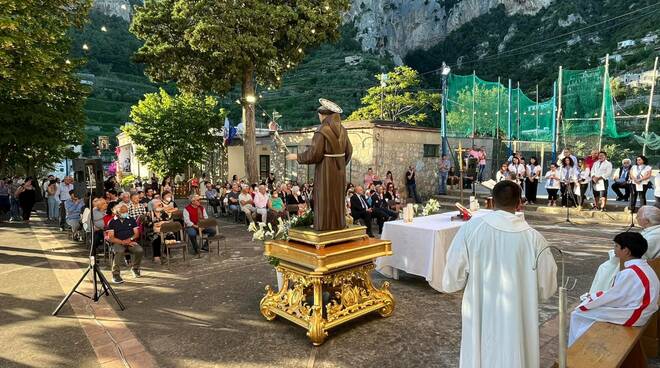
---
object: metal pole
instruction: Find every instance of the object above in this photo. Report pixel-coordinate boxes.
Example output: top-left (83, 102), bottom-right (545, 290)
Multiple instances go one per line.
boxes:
top-left (517, 82), bottom-right (521, 142)
top-left (555, 67), bottom-right (563, 163)
top-left (552, 81), bottom-right (558, 163)
top-left (441, 69), bottom-right (449, 156)
top-left (496, 77), bottom-right (501, 139)
top-left (643, 56), bottom-right (659, 155)
top-left (558, 286), bottom-right (568, 368)
top-left (508, 79), bottom-right (512, 155)
top-left (598, 54), bottom-right (609, 151)
top-left (472, 71), bottom-right (476, 143)
top-left (536, 84), bottom-right (540, 141)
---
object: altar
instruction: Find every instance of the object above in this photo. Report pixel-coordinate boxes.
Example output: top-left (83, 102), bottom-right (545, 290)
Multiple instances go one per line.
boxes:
top-left (375, 210), bottom-right (524, 292)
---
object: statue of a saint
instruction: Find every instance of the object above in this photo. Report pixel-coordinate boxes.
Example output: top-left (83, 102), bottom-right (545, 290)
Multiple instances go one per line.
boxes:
top-left (286, 99), bottom-right (352, 231)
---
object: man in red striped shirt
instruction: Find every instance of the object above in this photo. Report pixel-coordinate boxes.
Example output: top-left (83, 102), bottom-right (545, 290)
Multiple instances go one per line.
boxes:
top-left (569, 232), bottom-right (659, 346)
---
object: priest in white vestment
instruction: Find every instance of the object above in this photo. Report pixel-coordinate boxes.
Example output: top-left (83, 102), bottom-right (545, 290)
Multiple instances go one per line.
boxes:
top-left (589, 205), bottom-right (660, 293)
top-left (443, 181), bottom-right (558, 368)
top-left (569, 231), bottom-right (660, 346)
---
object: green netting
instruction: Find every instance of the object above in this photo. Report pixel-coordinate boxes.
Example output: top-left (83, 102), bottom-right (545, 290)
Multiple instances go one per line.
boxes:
top-left (561, 66), bottom-right (626, 138)
top-left (446, 74), bottom-right (554, 142)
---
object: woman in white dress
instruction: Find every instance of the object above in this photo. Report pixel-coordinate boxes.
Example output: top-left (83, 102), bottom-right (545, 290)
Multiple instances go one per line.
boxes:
top-left (558, 157), bottom-right (578, 207)
top-left (630, 155), bottom-right (653, 211)
top-left (545, 163), bottom-right (561, 207)
top-left (508, 157), bottom-right (525, 185)
top-left (525, 157), bottom-right (541, 204)
top-left (576, 158), bottom-right (591, 208)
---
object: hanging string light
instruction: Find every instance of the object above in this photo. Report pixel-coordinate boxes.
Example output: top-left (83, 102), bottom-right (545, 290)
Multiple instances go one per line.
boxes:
top-left (101, 26), bottom-right (107, 32)
top-left (82, 43), bottom-right (89, 51)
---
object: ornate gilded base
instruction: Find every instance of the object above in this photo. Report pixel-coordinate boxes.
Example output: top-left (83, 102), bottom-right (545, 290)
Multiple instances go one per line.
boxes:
top-left (260, 238), bottom-right (394, 345)
top-left (287, 225), bottom-right (368, 249)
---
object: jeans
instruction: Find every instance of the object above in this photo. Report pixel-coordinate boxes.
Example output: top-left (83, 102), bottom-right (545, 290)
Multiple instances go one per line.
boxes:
top-left (112, 244), bottom-right (143, 276)
top-left (186, 226), bottom-right (216, 253)
top-left (611, 181), bottom-right (630, 200)
top-left (439, 172), bottom-right (448, 194)
top-left (478, 164), bottom-right (486, 182)
top-left (10, 198), bottom-right (20, 220)
top-left (47, 196), bottom-right (60, 220)
top-left (406, 183), bottom-right (421, 203)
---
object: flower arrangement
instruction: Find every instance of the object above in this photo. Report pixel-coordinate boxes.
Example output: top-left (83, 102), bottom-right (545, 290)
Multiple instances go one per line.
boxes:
top-left (420, 198), bottom-right (441, 216)
top-left (248, 209), bottom-right (315, 268)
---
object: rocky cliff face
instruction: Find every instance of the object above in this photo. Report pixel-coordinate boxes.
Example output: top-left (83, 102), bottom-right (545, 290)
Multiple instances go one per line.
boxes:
top-left (346, 0), bottom-right (552, 63)
top-left (92, 0), bottom-right (132, 21)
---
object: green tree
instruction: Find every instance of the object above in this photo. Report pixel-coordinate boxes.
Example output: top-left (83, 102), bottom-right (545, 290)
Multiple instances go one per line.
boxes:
top-left (124, 88), bottom-right (225, 176)
top-left (0, 0), bottom-right (91, 175)
top-left (130, 0), bottom-right (350, 183)
top-left (348, 66), bottom-right (440, 125)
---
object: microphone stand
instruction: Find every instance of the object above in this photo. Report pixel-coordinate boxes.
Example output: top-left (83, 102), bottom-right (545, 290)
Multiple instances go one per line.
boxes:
top-left (53, 164), bottom-right (124, 316)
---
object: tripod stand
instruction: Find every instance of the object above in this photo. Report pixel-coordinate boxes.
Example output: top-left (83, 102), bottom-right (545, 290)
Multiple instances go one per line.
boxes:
top-left (561, 180), bottom-right (579, 225)
top-left (53, 164), bottom-right (124, 316)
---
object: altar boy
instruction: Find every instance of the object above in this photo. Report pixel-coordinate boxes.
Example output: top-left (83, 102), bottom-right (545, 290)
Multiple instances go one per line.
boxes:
top-left (569, 232), bottom-right (659, 346)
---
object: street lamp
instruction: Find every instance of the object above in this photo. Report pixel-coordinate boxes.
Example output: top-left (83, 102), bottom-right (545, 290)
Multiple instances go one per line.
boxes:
top-left (441, 62), bottom-right (451, 156)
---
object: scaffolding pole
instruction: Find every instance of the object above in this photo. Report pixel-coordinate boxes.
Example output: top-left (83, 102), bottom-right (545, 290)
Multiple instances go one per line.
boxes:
top-left (555, 66), bottom-right (563, 162)
top-left (598, 54), bottom-right (609, 151)
top-left (551, 80), bottom-right (558, 163)
top-left (643, 56), bottom-right (658, 156)
top-left (508, 79), bottom-right (513, 154)
top-left (472, 71), bottom-right (476, 144)
top-left (536, 84), bottom-right (540, 141)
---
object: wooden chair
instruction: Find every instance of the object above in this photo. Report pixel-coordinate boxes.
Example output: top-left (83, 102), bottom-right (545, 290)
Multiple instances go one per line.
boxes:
top-left (137, 214), bottom-right (151, 258)
top-left (197, 218), bottom-right (226, 256)
top-left (158, 221), bottom-right (188, 265)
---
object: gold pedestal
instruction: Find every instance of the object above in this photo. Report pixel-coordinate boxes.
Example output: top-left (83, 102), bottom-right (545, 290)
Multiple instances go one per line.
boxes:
top-left (287, 225), bottom-right (368, 249)
top-left (260, 236), bottom-right (394, 345)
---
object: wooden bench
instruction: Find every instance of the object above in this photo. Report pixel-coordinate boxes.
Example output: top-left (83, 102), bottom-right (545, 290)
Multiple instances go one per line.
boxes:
top-left (561, 258), bottom-right (660, 367)
top-left (564, 321), bottom-right (649, 368)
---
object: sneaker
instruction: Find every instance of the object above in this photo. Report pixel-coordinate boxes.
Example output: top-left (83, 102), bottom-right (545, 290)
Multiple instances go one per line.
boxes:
top-left (131, 269), bottom-right (141, 278)
top-left (112, 275), bottom-right (124, 284)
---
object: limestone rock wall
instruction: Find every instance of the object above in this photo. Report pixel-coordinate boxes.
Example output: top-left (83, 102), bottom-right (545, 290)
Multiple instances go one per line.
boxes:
top-left (346, 0), bottom-right (552, 62)
top-left (92, 0), bottom-right (132, 21)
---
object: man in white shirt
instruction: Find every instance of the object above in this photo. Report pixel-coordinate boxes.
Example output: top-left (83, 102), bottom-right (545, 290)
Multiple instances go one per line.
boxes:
top-left (238, 185), bottom-right (257, 223)
top-left (443, 180), bottom-right (557, 368)
top-left (570, 232), bottom-right (659, 346)
top-left (253, 184), bottom-right (270, 222)
top-left (590, 151), bottom-right (613, 211)
top-left (58, 176), bottom-right (74, 230)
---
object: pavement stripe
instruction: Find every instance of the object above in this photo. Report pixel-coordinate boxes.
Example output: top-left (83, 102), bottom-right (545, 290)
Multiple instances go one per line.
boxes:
top-left (31, 225), bottom-right (157, 368)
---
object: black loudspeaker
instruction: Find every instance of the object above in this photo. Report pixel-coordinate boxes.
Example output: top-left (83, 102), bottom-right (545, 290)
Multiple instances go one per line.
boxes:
top-left (72, 158), bottom-right (103, 197)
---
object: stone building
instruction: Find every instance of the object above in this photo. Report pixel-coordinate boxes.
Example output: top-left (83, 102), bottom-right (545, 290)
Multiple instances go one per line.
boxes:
top-left (118, 120), bottom-right (497, 198)
top-left (269, 120), bottom-right (496, 198)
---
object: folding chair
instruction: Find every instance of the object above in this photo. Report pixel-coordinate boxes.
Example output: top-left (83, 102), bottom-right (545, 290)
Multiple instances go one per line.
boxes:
top-left (197, 218), bottom-right (227, 256)
top-left (158, 221), bottom-right (188, 265)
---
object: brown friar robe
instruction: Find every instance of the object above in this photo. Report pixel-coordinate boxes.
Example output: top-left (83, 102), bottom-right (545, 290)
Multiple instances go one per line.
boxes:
top-left (297, 115), bottom-right (352, 231)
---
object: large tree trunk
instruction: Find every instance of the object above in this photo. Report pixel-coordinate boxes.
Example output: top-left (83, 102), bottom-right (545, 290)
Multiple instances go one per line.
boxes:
top-left (242, 67), bottom-right (259, 184)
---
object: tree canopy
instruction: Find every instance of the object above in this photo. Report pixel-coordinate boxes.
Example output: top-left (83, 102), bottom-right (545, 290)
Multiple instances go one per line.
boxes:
top-left (0, 0), bottom-right (91, 175)
top-left (348, 66), bottom-right (441, 125)
top-left (130, 0), bottom-right (350, 182)
top-left (125, 88), bottom-right (225, 176)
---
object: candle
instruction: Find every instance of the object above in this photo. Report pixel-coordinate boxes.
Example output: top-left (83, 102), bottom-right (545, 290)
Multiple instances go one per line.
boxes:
top-left (458, 141), bottom-right (463, 172)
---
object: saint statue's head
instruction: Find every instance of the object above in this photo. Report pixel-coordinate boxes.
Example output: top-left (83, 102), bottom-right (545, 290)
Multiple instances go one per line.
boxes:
top-left (317, 98), bottom-right (342, 124)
